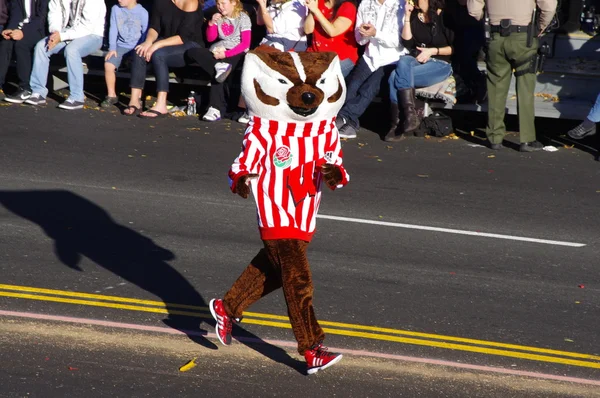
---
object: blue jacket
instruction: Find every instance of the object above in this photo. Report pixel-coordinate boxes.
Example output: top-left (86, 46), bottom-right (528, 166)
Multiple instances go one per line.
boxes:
top-left (7, 0), bottom-right (49, 36)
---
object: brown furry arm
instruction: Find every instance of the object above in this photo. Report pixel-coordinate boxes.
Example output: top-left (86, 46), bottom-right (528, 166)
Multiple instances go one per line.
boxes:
top-left (235, 174), bottom-right (259, 199)
top-left (320, 164), bottom-right (343, 190)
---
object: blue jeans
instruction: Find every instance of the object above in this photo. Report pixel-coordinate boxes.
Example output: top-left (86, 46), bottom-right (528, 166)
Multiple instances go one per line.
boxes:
top-left (389, 56), bottom-right (452, 104)
top-left (340, 58), bottom-right (354, 78)
top-left (130, 41), bottom-right (201, 93)
top-left (587, 92), bottom-right (600, 122)
top-left (338, 57), bottom-right (385, 129)
top-left (30, 35), bottom-right (103, 102)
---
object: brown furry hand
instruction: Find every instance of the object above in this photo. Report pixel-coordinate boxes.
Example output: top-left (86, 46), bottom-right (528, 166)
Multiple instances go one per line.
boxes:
top-left (235, 174), bottom-right (259, 199)
top-left (320, 164), bottom-right (342, 189)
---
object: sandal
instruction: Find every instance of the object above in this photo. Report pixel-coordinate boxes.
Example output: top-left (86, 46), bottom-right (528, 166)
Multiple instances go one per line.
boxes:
top-left (138, 109), bottom-right (168, 119)
top-left (123, 104), bottom-right (141, 116)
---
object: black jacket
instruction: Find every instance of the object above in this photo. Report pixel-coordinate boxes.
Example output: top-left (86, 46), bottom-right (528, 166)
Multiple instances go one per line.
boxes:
top-left (0, 0), bottom-right (9, 26)
top-left (7, 0), bottom-right (49, 36)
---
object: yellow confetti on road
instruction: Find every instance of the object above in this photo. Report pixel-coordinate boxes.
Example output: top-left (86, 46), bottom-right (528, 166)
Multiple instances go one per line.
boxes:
top-left (179, 358), bottom-right (197, 372)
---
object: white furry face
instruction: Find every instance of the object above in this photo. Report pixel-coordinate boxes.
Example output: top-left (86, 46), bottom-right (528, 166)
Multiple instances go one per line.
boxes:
top-left (241, 51), bottom-right (346, 123)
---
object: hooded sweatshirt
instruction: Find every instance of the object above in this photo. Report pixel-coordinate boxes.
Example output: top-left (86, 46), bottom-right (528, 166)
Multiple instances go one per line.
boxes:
top-left (229, 116), bottom-right (349, 242)
top-left (48, 0), bottom-right (106, 41)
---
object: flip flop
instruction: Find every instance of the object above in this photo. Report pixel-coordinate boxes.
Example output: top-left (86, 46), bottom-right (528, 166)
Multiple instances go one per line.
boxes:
top-left (138, 109), bottom-right (168, 119)
top-left (123, 104), bottom-right (141, 116)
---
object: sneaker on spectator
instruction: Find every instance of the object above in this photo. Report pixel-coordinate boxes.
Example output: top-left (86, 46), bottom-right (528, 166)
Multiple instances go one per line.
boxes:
top-left (338, 123), bottom-right (357, 139)
top-left (24, 93), bottom-right (46, 106)
top-left (202, 106), bottom-right (221, 122)
top-left (214, 62), bottom-right (232, 83)
top-left (209, 299), bottom-right (233, 346)
top-left (567, 122), bottom-right (596, 140)
top-left (237, 112), bottom-right (250, 124)
top-left (305, 343), bottom-right (343, 375)
top-left (335, 116), bottom-right (347, 130)
top-left (4, 88), bottom-right (32, 104)
top-left (100, 96), bottom-right (118, 108)
top-left (58, 98), bottom-right (84, 110)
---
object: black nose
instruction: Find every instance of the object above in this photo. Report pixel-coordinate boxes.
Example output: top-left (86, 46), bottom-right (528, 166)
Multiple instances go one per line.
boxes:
top-left (302, 92), bottom-right (316, 105)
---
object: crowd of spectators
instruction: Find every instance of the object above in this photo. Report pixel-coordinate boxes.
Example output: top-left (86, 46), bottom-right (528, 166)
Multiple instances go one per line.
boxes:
top-left (0, 0), bottom-right (595, 150)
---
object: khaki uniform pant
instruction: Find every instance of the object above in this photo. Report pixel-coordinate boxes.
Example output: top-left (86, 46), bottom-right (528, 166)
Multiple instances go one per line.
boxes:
top-left (223, 239), bottom-right (324, 355)
top-left (486, 32), bottom-right (538, 144)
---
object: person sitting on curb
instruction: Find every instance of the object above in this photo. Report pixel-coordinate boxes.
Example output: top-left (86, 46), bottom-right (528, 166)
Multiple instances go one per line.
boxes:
top-left (385, 0), bottom-right (453, 142)
top-left (101, 0), bottom-right (148, 108)
top-left (1, 0), bottom-right (49, 104)
top-left (125, 0), bottom-right (204, 118)
top-left (304, 0), bottom-right (358, 78)
top-left (186, 0), bottom-right (251, 122)
top-left (24, 0), bottom-right (107, 110)
top-left (335, 0), bottom-right (407, 139)
top-left (567, 92), bottom-right (599, 143)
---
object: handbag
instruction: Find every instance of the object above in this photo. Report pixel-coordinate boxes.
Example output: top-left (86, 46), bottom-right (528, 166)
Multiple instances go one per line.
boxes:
top-left (422, 111), bottom-right (453, 137)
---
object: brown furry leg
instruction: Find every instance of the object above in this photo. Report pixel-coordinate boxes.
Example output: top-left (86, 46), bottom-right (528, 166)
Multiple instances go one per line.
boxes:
top-left (223, 248), bottom-right (282, 319)
top-left (263, 239), bottom-right (325, 355)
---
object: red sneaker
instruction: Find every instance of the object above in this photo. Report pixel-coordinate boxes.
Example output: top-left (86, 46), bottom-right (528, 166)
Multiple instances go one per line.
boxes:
top-left (209, 298), bottom-right (232, 346)
top-left (304, 343), bottom-right (343, 375)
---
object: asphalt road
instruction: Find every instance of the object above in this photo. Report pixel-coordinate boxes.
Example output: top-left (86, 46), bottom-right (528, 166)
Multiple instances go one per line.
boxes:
top-left (1, 99), bottom-right (600, 397)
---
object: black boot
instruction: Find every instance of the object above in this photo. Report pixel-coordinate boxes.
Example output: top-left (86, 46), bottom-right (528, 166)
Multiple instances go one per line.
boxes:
top-left (384, 102), bottom-right (401, 141)
top-left (399, 88), bottom-right (420, 135)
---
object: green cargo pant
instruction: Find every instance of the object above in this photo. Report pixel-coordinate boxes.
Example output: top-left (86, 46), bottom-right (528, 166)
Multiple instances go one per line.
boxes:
top-left (486, 32), bottom-right (538, 144)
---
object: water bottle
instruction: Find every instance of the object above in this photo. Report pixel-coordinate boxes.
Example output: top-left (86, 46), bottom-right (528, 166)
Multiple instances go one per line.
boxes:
top-left (581, 6), bottom-right (597, 35)
top-left (187, 91), bottom-right (196, 116)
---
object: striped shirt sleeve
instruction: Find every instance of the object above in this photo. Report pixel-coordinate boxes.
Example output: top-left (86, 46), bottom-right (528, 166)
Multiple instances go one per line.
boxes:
top-left (228, 129), bottom-right (263, 193)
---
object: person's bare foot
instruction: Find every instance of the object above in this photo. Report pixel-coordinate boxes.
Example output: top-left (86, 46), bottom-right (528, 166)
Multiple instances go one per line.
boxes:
top-left (124, 99), bottom-right (142, 115)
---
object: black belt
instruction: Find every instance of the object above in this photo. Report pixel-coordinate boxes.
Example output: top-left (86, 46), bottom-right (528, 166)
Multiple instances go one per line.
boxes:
top-left (490, 24), bottom-right (530, 34)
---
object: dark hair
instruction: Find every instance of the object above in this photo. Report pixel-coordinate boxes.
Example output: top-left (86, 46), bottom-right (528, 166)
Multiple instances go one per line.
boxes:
top-left (331, 0), bottom-right (356, 18)
top-left (427, 0), bottom-right (445, 21)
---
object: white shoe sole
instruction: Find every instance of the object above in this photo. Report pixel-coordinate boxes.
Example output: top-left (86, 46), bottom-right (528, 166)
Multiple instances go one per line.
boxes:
top-left (307, 354), bottom-right (343, 375)
top-left (4, 97), bottom-right (28, 104)
top-left (59, 104), bottom-right (84, 110)
top-left (209, 299), bottom-right (230, 346)
top-left (24, 99), bottom-right (46, 105)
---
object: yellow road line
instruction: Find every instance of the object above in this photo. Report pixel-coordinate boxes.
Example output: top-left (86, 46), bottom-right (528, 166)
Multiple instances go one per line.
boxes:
top-left (0, 291), bottom-right (212, 320)
top-left (0, 284), bottom-right (207, 311)
top-left (1, 284), bottom-right (600, 366)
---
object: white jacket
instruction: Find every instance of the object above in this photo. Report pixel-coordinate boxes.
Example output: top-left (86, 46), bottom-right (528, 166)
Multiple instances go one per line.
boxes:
top-left (355, 0), bottom-right (407, 71)
top-left (48, 0), bottom-right (107, 41)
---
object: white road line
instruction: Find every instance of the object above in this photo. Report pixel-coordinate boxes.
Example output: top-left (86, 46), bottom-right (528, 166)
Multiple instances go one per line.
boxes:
top-left (316, 214), bottom-right (586, 248)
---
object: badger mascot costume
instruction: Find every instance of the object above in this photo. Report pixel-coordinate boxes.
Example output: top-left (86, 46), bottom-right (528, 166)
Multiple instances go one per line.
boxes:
top-left (209, 50), bottom-right (349, 375)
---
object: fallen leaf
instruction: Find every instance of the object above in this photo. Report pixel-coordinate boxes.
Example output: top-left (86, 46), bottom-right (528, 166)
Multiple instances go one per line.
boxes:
top-left (487, 155), bottom-right (495, 158)
top-left (378, 215), bottom-right (383, 219)
top-left (578, 284), bottom-right (585, 288)
top-left (111, 187), bottom-right (117, 190)
top-left (563, 144), bottom-right (574, 149)
top-left (128, 155), bottom-right (134, 158)
top-left (575, 301), bottom-right (581, 304)
top-left (187, 127), bottom-right (202, 131)
top-left (68, 366), bottom-right (78, 371)
top-left (377, 159), bottom-right (382, 162)
top-left (564, 338), bottom-right (574, 343)
top-left (386, 145), bottom-right (393, 149)
top-left (417, 174), bottom-right (429, 178)
top-left (179, 358), bottom-right (197, 372)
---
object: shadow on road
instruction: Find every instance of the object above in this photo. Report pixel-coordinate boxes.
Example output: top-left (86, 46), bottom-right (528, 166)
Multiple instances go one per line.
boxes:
top-left (0, 189), bottom-right (306, 374)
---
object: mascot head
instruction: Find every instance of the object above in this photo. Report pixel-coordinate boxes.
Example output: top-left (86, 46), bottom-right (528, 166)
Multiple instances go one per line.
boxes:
top-left (241, 51), bottom-right (346, 123)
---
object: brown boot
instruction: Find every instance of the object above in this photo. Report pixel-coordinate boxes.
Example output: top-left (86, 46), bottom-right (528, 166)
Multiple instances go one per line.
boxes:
top-left (398, 88), bottom-right (420, 134)
top-left (384, 102), bottom-right (401, 141)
